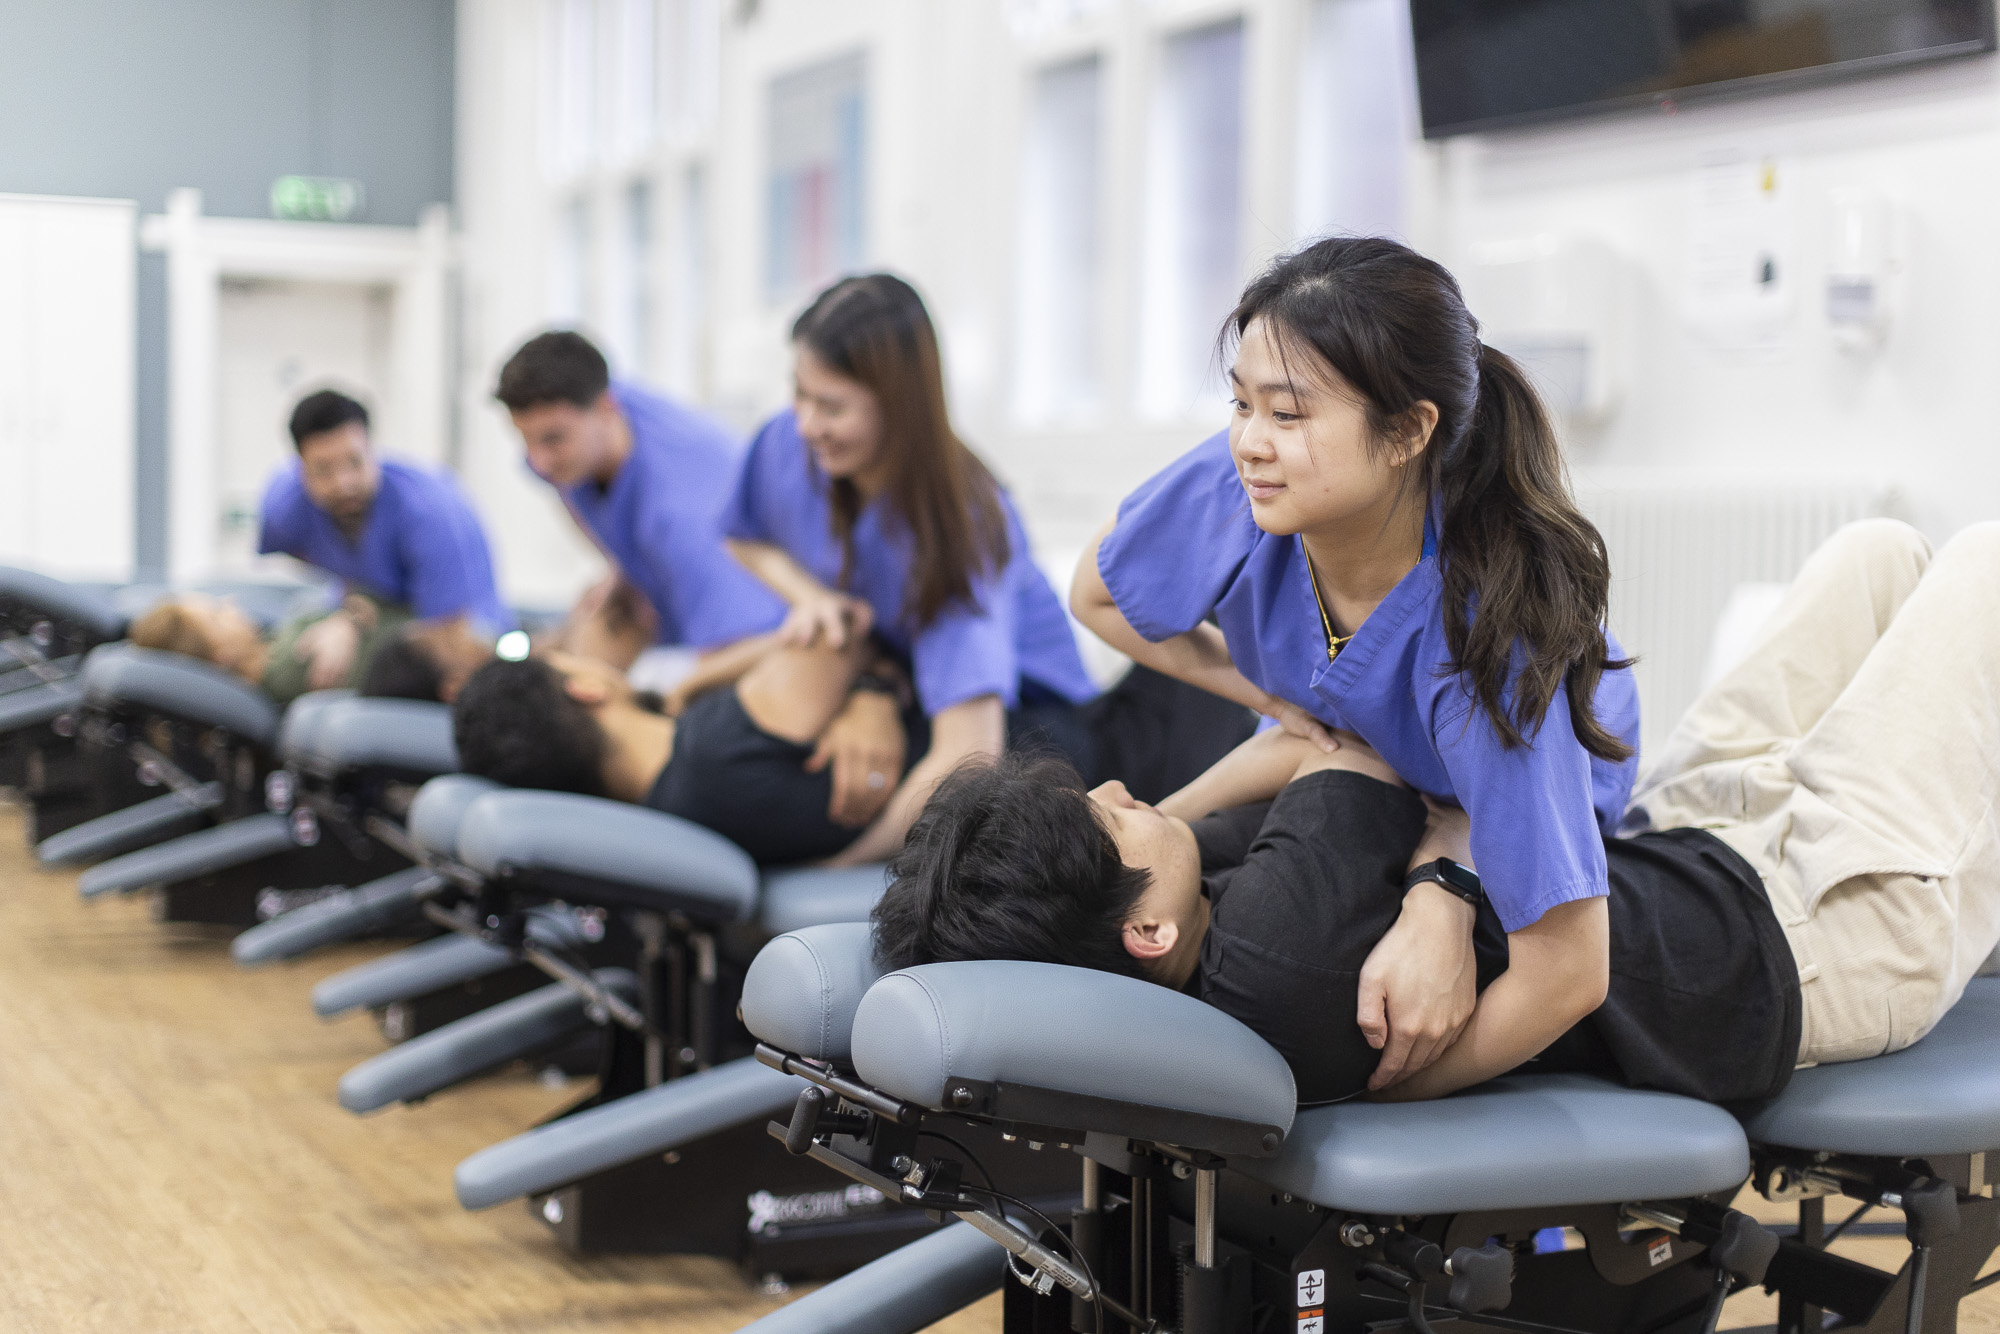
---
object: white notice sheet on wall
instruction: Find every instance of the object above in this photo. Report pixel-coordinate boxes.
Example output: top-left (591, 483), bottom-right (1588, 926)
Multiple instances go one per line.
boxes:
top-left (1683, 149), bottom-right (1795, 359)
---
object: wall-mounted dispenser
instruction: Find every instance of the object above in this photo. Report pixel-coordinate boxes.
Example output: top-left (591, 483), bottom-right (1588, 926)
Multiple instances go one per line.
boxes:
top-left (1825, 187), bottom-right (1898, 353)
top-left (1463, 234), bottom-right (1624, 427)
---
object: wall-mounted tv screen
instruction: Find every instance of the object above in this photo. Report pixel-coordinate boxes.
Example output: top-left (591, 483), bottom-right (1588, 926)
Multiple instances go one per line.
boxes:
top-left (1410, 0), bottom-right (1998, 137)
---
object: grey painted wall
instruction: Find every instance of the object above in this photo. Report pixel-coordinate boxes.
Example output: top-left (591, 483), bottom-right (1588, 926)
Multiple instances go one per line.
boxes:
top-left (0, 0), bottom-right (455, 578)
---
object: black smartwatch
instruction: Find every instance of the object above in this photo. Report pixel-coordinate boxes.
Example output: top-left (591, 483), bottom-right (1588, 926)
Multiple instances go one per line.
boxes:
top-left (1403, 857), bottom-right (1482, 907)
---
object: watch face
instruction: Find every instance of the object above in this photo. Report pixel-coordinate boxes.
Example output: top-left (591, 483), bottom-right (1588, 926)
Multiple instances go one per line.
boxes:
top-left (1438, 859), bottom-right (1481, 894)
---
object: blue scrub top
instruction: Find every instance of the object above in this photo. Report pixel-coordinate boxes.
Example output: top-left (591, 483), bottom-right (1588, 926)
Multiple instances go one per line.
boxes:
top-left (723, 409), bottom-right (1098, 717)
top-left (258, 458), bottom-right (513, 632)
top-left (1097, 431), bottom-right (1642, 933)
top-left (560, 382), bottom-right (788, 649)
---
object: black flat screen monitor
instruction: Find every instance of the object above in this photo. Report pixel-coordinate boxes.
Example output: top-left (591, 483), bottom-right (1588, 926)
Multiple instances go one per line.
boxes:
top-left (1411, 0), bottom-right (1998, 137)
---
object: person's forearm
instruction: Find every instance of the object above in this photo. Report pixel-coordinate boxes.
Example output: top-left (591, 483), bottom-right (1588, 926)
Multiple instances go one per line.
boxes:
top-left (674, 632), bottom-right (780, 704)
top-left (1373, 898), bottom-right (1610, 1102)
top-left (1156, 728), bottom-right (1318, 819)
top-left (726, 538), bottom-right (827, 606)
top-left (1071, 527), bottom-right (1273, 715)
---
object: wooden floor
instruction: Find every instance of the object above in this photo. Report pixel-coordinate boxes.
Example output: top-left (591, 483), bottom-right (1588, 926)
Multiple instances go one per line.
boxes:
top-left (0, 796), bottom-right (1993, 1332)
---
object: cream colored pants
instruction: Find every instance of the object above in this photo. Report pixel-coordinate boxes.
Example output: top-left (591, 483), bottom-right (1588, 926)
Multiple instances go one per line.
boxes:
top-left (1625, 519), bottom-right (2000, 1067)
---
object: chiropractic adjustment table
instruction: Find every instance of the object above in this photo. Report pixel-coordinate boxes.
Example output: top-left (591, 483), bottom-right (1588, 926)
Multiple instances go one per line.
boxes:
top-left (728, 923), bottom-right (2000, 1334)
top-left (320, 781), bottom-right (1073, 1273)
top-left (55, 669), bottom-right (458, 925)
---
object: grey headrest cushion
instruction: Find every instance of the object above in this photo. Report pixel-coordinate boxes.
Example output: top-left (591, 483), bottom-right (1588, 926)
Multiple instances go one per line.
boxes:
top-left (81, 644), bottom-right (281, 747)
top-left (290, 697), bottom-right (458, 774)
top-left (407, 774), bottom-right (503, 857)
top-left (741, 922), bottom-right (882, 1064)
top-left (852, 962), bottom-right (1297, 1136)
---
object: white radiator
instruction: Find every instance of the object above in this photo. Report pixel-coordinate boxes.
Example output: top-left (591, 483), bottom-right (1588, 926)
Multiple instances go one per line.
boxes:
top-left (1574, 473), bottom-right (1902, 759)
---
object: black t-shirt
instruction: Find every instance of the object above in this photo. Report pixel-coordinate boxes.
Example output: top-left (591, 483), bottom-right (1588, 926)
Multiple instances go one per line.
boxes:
top-left (1188, 774), bottom-right (1800, 1107)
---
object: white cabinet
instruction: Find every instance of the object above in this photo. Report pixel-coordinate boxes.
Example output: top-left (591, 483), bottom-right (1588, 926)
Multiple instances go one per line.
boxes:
top-left (0, 194), bottom-right (137, 579)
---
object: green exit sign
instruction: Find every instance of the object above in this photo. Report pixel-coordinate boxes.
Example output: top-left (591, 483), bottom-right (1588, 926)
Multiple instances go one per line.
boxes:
top-left (270, 175), bottom-right (366, 222)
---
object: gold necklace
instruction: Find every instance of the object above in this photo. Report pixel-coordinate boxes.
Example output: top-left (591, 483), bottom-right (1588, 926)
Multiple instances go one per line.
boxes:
top-left (1299, 537), bottom-right (1356, 663)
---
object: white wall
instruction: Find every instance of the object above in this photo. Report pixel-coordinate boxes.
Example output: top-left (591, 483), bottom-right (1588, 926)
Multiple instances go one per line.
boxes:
top-left (1428, 49), bottom-right (2000, 541)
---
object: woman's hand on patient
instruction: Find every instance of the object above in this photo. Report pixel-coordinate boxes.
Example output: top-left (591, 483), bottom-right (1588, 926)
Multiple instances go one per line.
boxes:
top-left (783, 590), bottom-right (874, 651)
top-left (808, 689), bottom-right (906, 827)
top-left (1260, 695), bottom-right (1339, 754)
top-left (295, 610), bottom-right (362, 690)
top-left (1356, 880), bottom-right (1479, 1091)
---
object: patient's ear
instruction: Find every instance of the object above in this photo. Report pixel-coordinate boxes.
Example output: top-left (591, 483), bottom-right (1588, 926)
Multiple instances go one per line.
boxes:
top-left (563, 674), bottom-right (610, 707)
top-left (1122, 919), bottom-right (1179, 963)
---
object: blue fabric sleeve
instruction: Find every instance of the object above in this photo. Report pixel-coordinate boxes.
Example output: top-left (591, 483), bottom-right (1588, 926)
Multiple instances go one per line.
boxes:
top-left (1095, 432), bottom-right (1256, 643)
top-left (399, 478), bottom-right (502, 623)
top-left (1434, 683), bottom-right (1610, 933)
top-left (255, 467), bottom-right (310, 558)
top-left (720, 416), bottom-right (786, 545)
top-left (911, 569), bottom-right (1020, 714)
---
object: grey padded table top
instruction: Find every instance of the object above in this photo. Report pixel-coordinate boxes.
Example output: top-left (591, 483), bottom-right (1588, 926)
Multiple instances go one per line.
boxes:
top-left (457, 789), bottom-right (760, 922)
top-left (0, 565), bottom-right (127, 642)
top-left (285, 696), bottom-right (458, 776)
top-left (853, 961), bottom-right (1297, 1156)
top-left (758, 864), bottom-right (891, 935)
top-left (1740, 977), bottom-right (2000, 1157)
top-left (0, 677), bottom-right (84, 733)
top-left (81, 644), bottom-right (280, 747)
top-left (406, 774), bottom-right (501, 857)
top-left (742, 923), bottom-right (882, 1065)
top-left (1248, 1073), bottom-right (1751, 1215)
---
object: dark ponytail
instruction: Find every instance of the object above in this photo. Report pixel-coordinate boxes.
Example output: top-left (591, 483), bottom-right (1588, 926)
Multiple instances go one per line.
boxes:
top-left (1224, 237), bottom-right (1632, 762)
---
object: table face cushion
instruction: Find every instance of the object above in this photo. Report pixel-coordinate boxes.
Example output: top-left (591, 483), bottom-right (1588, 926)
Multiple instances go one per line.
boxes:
top-left (285, 697), bottom-right (458, 776)
top-left (406, 774), bottom-right (503, 857)
top-left (0, 566), bottom-right (127, 643)
top-left (852, 961), bottom-right (1297, 1156)
top-left (1740, 977), bottom-right (2000, 1157)
top-left (757, 865), bottom-right (891, 936)
top-left (741, 922), bottom-right (881, 1064)
top-left (456, 789), bottom-right (760, 922)
top-left (1247, 1073), bottom-right (1752, 1215)
top-left (82, 644), bottom-right (281, 747)
top-left (275, 690), bottom-right (354, 757)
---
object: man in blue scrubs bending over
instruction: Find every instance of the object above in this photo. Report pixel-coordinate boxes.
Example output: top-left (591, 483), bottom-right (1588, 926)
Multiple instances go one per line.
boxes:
top-left (493, 331), bottom-right (786, 687)
top-left (258, 389), bottom-right (511, 692)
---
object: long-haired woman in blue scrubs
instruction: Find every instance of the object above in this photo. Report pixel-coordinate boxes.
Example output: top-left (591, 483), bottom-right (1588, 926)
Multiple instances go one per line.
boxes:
top-left (725, 274), bottom-right (1102, 866)
top-left (1072, 237), bottom-right (1641, 1098)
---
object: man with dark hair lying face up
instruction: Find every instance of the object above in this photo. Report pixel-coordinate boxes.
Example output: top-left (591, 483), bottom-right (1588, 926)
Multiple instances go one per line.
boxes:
top-left (878, 520), bottom-right (2000, 1107)
top-left (451, 637), bottom-right (914, 866)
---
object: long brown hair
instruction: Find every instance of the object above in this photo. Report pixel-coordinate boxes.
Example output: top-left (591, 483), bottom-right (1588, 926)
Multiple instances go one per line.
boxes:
top-left (1224, 237), bottom-right (1632, 761)
top-left (792, 274), bottom-right (1010, 628)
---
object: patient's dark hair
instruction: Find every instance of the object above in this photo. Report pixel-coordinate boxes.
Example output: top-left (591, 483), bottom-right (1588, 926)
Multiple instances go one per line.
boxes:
top-left (358, 636), bottom-right (444, 702)
top-left (873, 753), bottom-right (1150, 979)
top-left (494, 330), bottom-right (610, 411)
top-left (451, 657), bottom-right (607, 796)
top-left (288, 389), bottom-right (370, 449)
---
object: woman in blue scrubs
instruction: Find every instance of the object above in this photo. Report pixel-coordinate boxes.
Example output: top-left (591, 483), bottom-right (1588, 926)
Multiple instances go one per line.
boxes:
top-left (1072, 237), bottom-right (1640, 1096)
top-left (725, 274), bottom-right (1100, 866)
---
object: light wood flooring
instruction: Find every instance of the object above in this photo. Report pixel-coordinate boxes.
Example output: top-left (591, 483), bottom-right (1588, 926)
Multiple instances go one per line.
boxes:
top-left (0, 798), bottom-right (1993, 1332)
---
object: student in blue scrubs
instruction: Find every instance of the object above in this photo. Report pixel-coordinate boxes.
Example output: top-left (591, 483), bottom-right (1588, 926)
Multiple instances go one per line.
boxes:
top-left (1071, 237), bottom-right (1640, 1096)
top-left (258, 389), bottom-right (511, 690)
top-left (493, 331), bottom-right (788, 675)
top-left (725, 274), bottom-right (1223, 866)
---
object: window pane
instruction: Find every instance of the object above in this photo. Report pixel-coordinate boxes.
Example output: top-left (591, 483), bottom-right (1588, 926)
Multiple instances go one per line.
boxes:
top-left (541, 0), bottom-right (597, 178)
top-left (613, 0), bottom-right (658, 155)
top-left (663, 0), bottom-right (720, 135)
top-left (766, 51), bottom-right (868, 304)
top-left (616, 180), bottom-right (654, 374)
top-left (1013, 56), bottom-right (1103, 424)
top-left (550, 196), bottom-right (589, 325)
top-left (1135, 19), bottom-right (1245, 419)
top-left (1294, 0), bottom-right (1417, 242)
top-left (665, 163), bottom-right (708, 396)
